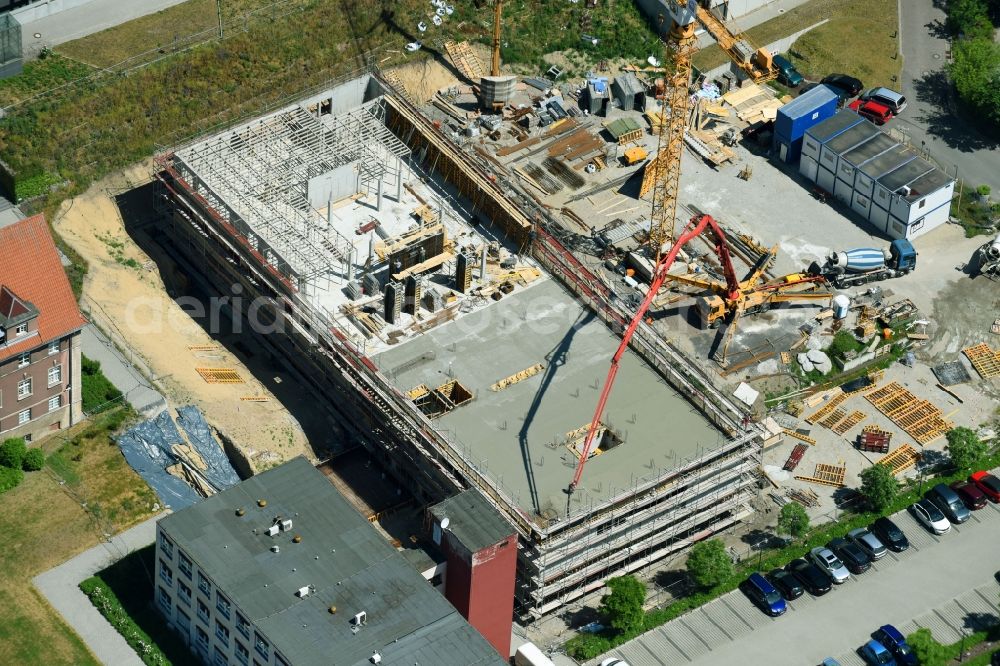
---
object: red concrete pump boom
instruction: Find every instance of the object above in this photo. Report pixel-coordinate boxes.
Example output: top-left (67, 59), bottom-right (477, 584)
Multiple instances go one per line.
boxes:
top-left (567, 214), bottom-right (737, 497)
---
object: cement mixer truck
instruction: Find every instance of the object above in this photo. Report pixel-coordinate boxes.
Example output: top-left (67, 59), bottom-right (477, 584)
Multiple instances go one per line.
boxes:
top-left (808, 239), bottom-right (917, 288)
top-left (971, 233), bottom-right (1000, 280)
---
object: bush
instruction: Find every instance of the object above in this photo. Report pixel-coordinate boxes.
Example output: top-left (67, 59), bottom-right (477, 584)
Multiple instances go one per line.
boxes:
top-left (908, 628), bottom-right (950, 666)
top-left (21, 448), bottom-right (45, 472)
top-left (80, 577), bottom-right (172, 666)
top-left (81, 354), bottom-right (124, 414)
top-left (0, 437), bottom-right (27, 469)
top-left (946, 426), bottom-right (987, 471)
top-left (0, 466), bottom-right (24, 494)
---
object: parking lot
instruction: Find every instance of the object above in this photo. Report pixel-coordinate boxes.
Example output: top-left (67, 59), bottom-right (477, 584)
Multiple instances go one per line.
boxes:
top-left (591, 495), bottom-right (1000, 666)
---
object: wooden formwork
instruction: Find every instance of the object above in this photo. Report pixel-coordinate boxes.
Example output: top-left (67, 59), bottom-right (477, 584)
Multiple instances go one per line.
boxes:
top-left (865, 382), bottom-right (953, 445)
top-left (833, 410), bottom-right (866, 435)
top-left (877, 444), bottom-right (921, 476)
top-left (783, 429), bottom-right (816, 445)
top-left (819, 408), bottom-right (847, 430)
top-left (491, 363), bottom-right (545, 391)
top-left (795, 462), bottom-right (846, 488)
top-left (805, 392), bottom-right (848, 424)
top-left (444, 40), bottom-right (485, 81)
top-left (963, 342), bottom-right (1000, 379)
top-left (196, 368), bottom-right (244, 384)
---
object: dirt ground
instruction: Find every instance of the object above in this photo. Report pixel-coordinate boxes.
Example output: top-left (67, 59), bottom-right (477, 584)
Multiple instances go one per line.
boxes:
top-left (53, 162), bottom-right (312, 472)
top-left (389, 56), bottom-right (463, 104)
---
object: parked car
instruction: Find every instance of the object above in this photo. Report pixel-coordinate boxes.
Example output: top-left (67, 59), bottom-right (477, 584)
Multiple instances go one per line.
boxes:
top-left (822, 73), bottom-right (864, 97)
top-left (859, 640), bottom-right (897, 665)
top-left (871, 517), bottom-right (909, 552)
top-left (872, 625), bottom-right (917, 666)
top-left (767, 568), bottom-right (804, 600)
top-left (809, 546), bottom-right (851, 584)
top-left (600, 659), bottom-right (631, 666)
top-left (910, 499), bottom-right (952, 535)
top-left (827, 537), bottom-right (871, 574)
top-left (848, 527), bottom-right (888, 560)
top-left (860, 86), bottom-right (907, 114)
top-left (951, 480), bottom-right (988, 510)
top-left (926, 483), bottom-right (971, 523)
top-left (787, 558), bottom-right (832, 596)
top-left (970, 471), bottom-right (1000, 502)
top-left (821, 660), bottom-right (844, 666)
top-left (741, 572), bottom-right (787, 616)
top-left (773, 54), bottom-right (804, 87)
top-left (849, 98), bottom-right (893, 125)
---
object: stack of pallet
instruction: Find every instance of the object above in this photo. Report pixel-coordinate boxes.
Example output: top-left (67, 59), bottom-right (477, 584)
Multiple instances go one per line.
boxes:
top-left (721, 83), bottom-right (782, 124)
top-left (865, 382), bottom-right (953, 445)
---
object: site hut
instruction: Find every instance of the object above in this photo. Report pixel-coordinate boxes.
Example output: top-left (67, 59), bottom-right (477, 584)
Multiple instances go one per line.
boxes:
top-left (611, 72), bottom-right (647, 112)
top-left (605, 117), bottom-right (646, 146)
top-left (772, 84), bottom-right (839, 163)
top-left (800, 110), bottom-right (955, 239)
top-left (154, 68), bottom-right (763, 622)
top-left (154, 457), bottom-right (506, 666)
top-left (583, 77), bottom-right (611, 116)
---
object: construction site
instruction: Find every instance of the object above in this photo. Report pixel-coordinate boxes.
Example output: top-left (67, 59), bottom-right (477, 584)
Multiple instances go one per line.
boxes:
top-left (143, 0), bottom-right (1000, 628)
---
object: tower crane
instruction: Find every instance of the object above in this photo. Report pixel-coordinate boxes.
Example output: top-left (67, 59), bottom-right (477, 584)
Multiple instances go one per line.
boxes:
top-left (491, 0), bottom-right (503, 77)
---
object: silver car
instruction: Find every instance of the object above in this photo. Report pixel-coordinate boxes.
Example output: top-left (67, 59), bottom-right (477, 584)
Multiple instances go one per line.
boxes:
top-left (847, 527), bottom-right (888, 560)
top-left (809, 547), bottom-right (851, 584)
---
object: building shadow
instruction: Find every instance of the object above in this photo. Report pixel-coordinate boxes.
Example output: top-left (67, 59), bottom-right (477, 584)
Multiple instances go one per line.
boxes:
top-left (912, 70), bottom-right (1000, 153)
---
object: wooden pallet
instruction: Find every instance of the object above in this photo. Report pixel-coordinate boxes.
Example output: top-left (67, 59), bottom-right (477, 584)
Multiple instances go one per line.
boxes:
top-left (196, 368), bottom-right (244, 384)
top-left (963, 342), bottom-right (1000, 379)
top-left (865, 382), bottom-right (953, 445)
top-left (783, 429), bottom-right (816, 446)
top-left (444, 40), bottom-right (486, 81)
top-left (784, 443), bottom-right (808, 471)
top-left (491, 363), bottom-right (545, 391)
top-left (819, 408), bottom-right (847, 430)
top-left (795, 462), bottom-right (846, 488)
top-left (877, 444), bottom-right (921, 476)
top-left (833, 410), bottom-right (866, 435)
top-left (805, 392), bottom-right (848, 424)
top-left (240, 396), bottom-right (270, 402)
top-left (188, 344), bottom-right (219, 352)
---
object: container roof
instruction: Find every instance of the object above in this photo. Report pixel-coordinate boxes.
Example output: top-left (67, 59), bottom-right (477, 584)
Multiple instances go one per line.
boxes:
top-left (878, 155), bottom-right (935, 193)
top-left (839, 132), bottom-right (897, 167)
top-left (824, 121), bottom-right (880, 155)
top-left (613, 72), bottom-right (645, 96)
top-left (858, 144), bottom-right (916, 180)
top-left (606, 117), bottom-right (643, 138)
top-left (778, 85), bottom-right (838, 120)
top-left (903, 168), bottom-right (953, 201)
top-left (804, 109), bottom-right (865, 142)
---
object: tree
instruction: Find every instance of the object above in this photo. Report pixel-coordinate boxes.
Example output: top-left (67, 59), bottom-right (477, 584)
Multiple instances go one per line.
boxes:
top-left (859, 464), bottom-right (899, 513)
top-left (948, 0), bottom-right (995, 40)
top-left (686, 539), bottom-right (733, 589)
top-left (948, 38), bottom-right (1000, 125)
top-left (777, 502), bottom-right (810, 539)
top-left (599, 575), bottom-right (646, 635)
top-left (907, 628), bottom-right (950, 666)
top-left (946, 426), bottom-right (987, 470)
top-left (0, 437), bottom-right (26, 469)
top-left (21, 448), bottom-right (45, 472)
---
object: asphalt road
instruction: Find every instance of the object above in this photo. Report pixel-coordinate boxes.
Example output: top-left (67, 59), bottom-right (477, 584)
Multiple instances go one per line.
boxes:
top-left (597, 497), bottom-right (1000, 666)
top-left (896, 0), bottom-right (1000, 193)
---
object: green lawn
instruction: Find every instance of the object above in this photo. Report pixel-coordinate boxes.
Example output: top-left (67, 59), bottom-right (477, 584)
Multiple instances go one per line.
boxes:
top-left (694, 0), bottom-right (901, 89)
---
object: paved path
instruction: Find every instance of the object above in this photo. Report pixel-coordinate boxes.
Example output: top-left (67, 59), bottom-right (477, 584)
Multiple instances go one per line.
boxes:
top-left (81, 323), bottom-right (166, 417)
top-left (34, 512), bottom-right (169, 666)
top-left (593, 498), bottom-right (1000, 666)
top-left (897, 0), bottom-right (1000, 192)
top-left (19, 0), bottom-right (189, 58)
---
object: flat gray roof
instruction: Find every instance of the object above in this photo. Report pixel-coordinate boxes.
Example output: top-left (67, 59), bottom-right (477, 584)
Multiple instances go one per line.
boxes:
top-left (878, 155), bottom-right (935, 193)
top-left (374, 279), bottom-right (724, 521)
top-left (431, 489), bottom-right (514, 553)
top-left (824, 121), bottom-right (880, 155)
top-left (904, 168), bottom-right (953, 201)
top-left (804, 109), bottom-right (865, 143)
top-left (840, 133), bottom-right (897, 167)
top-left (858, 144), bottom-right (916, 180)
top-left (159, 458), bottom-right (504, 666)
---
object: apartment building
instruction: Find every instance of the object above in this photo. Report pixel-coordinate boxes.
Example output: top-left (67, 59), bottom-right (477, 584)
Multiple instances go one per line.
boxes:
top-left (154, 457), bottom-right (506, 666)
top-left (0, 214), bottom-right (86, 442)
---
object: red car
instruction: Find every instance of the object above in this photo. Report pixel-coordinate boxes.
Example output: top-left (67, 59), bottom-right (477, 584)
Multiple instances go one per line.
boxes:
top-left (951, 480), bottom-right (987, 510)
top-left (849, 98), bottom-right (893, 125)
top-left (970, 471), bottom-right (1000, 502)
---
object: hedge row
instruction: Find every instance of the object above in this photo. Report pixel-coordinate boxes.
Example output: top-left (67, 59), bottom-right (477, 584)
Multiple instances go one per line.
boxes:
top-left (79, 577), bottom-right (172, 666)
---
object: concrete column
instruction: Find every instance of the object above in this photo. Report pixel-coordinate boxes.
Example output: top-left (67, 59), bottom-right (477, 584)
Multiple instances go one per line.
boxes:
top-left (396, 157), bottom-right (403, 201)
top-left (480, 244), bottom-right (487, 281)
top-left (346, 246), bottom-right (355, 281)
top-left (377, 178), bottom-right (383, 211)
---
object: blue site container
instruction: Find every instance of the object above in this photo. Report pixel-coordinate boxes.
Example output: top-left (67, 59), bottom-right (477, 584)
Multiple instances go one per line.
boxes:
top-left (775, 85), bottom-right (839, 141)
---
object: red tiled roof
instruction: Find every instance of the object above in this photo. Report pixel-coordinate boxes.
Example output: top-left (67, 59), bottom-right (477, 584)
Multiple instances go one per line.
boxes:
top-left (0, 214), bottom-right (87, 362)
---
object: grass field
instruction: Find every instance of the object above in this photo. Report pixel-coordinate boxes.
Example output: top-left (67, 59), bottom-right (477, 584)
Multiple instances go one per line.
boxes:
top-left (0, 407), bottom-right (156, 665)
top-left (694, 0), bottom-right (901, 89)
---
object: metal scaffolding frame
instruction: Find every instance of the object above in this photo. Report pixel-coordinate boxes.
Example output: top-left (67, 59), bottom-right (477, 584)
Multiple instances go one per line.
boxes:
top-left (174, 97), bottom-right (410, 284)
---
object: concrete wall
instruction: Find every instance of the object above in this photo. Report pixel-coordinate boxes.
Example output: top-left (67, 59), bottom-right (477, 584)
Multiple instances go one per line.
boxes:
top-left (637, 0), bottom-right (777, 27)
top-left (699, 20), bottom-right (828, 82)
top-left (10, 0), bottom-right (92, 23)
top-left (307, 162), bottom-right (357, 210)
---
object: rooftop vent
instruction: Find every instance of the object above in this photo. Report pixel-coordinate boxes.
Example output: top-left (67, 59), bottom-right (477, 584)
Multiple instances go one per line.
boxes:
top-left (271, 545), bottom-right (280, 554)
top-left (328, 605), bottom-right (337, 614)
top-left (370, 652), bottom-right (382, 664)
top-left (292, 535), bottom-right (302, 544)
top-left (267, 524), bottom-right (280, 537)
top-left (257, 499), bottom-right (267, 508)
top-left (352, 611), bottom-right (367, 627)
top-left (281, 519), bottom-right (293, 531)
top-left (296, 585), bottom-right (314, 598)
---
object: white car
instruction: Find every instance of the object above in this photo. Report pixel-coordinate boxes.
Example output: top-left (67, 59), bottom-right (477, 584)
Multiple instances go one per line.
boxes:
top-left (910, 499), bottom-right (951, 535)
top-left (808, 547), bottom-right (850, 584)
top-left (601, 659), bottom-right (631, 666)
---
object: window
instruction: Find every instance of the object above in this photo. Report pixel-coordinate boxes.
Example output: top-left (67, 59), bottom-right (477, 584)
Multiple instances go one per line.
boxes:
top-left (178, 581), bottom-right (192, 606)
top-left (197, 571), bottom-right (212, 597)
top-left (234, 642), bottom-right (249, 665)
top-left (216, 593), bottom-right (231, 620)
top-left (158, 586), bottom-right (172, 612)
top-left (195, 626), bottom-right (209, 651)
top-left (215, 619), bottom-right (230, 646)
top-left (17, 409), bottom-right (30, 425)
top-left (213, 647), bottom-right (228, 666)
top-left (17, 377), bottom-right (31, 399)
top-left (254, 632), bottom-right (269, 661)
top-left (159, 559), bottom-right (173, 586)
top-left (197, 598), bottom-right (210, 625)
top-left (47, 365), bottom-right (62, 386)
top-left (48, 340), bottom-right (59, 355)
top-left (18, 351), bottom-right (29, 367)
top-left (178, 551), bottom-right (192, 579)
top-left (919, 198), bottom-right (926, 209)
top-left (15, 322), bottom-right (27, 336)
top-left (159, 532), bottom-right (173, 560)
top-left (48, 395), bottom-right (62, 412)
top-left (236, 612), bottom-right (250, 640)
top-left (176, 608), bottom-right (191, 633)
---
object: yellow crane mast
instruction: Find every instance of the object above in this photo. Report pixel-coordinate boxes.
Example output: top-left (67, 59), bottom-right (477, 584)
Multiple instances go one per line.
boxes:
top-left (491, 0), bottom-right (503, 77)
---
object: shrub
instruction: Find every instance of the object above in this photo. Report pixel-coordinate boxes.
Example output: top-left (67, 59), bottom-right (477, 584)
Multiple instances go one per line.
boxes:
top-left (0, 466), bottom-right (24, 494)
top-left (0, 437), bottom-right (27, 469)
top-left (81, 354), bottom-right (124, 414)
top-left (908, 628), bottom-right (950, 666)
top-left (21, 448), bottom-right (45, 472)
top-left (80, 577), bottom-right (172, 666)
top-left (946, 426), bottom-right (987, 471)
top-left (977, 184), bottom-right (992, 197)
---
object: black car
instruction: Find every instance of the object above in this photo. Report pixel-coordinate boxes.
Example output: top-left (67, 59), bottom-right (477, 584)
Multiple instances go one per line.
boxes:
top-left (822, 73), bottom-right (864, 97)
top-left (767, 568), bottom-right (804, 600)
top-left (827, 537), bottom-right (871, 574)
top-left (786, 558), bottom-right (832, 596)
top-left (871, 517), bottom-right (909, 552)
